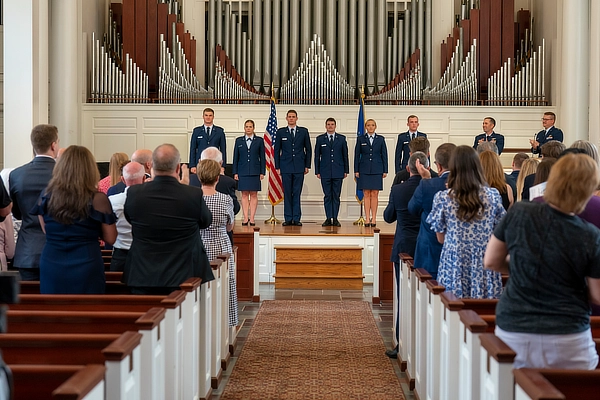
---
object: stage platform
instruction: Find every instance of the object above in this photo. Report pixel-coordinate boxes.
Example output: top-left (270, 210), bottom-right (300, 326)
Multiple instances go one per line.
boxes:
top-left (232, 220), bottom-right (395, 304)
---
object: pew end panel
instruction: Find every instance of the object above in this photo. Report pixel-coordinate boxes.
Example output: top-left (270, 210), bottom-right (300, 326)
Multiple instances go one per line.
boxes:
top-left (52, 364), bottom-right (106, 400)
top-left (479, 333), bottom-right (517, 400)
top-left (101, 330), bottom-right (143, 400)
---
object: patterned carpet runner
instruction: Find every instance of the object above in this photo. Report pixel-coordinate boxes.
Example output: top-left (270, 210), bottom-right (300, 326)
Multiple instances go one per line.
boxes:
top-left (221, 300), bottom-right (405, 399)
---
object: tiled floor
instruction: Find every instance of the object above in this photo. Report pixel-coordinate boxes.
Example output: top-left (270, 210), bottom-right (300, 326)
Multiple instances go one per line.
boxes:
top-left (211, 284), bottom-right (414, 399)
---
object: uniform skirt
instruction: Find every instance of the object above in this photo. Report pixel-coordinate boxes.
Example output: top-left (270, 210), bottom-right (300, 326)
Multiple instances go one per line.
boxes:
top-left (237, 175), bottom-right (261, 191)
top-left (358, 173), bottom-right (383, 190)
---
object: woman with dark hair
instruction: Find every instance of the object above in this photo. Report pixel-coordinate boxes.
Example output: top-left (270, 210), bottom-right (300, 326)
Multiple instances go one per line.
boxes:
top-left (198, 159), bottom-right (238, 327)
top-left (34, 145), bottom-right (117, 294)
top-left (479, 150), bottom-right (513, 210)
top-left (485, 154), bottom-right (600, 369)
top-left (427, 145), bottom-right (505, 299)
top-left (233, 119), bottom-right (265, 226)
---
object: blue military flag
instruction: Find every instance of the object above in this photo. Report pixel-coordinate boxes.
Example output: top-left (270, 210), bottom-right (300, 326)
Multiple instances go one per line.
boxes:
top-left (355, 94), bottom-right (365, 203)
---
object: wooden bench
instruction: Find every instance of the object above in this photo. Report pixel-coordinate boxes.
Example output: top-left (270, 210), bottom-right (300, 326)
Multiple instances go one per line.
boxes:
top-left (11, 364), bottom-right (106, 400)
top-left (19, 279), bottom-right (130, 294)
top-left (1, 331), bottom-right (141, 399)
top-left (514, 368), bottom-right (600, 400)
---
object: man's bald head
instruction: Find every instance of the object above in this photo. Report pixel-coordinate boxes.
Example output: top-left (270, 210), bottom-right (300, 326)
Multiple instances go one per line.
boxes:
top-left (131, 149), bottom-right (153, 173)
top-left (152, 144), bottom-right (181, 176)
top-left (122, 161), bottom-right (145, 186)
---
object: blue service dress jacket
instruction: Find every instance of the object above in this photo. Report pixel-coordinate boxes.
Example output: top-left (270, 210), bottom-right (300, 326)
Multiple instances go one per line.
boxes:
top-left (394, 131), bottom-right (427, 174)
top-left (232, 135), bottom-right (266, 177)
top-left (354, 134), bottom-right (388, 175)
top-left (532, 126), bottom-right (564, 155)
top-left (274, 126), bottom-right (312, 174)
top-left (473, 132), bottom-right (505, 154)
top-left (189, 125), bottom-right (227, 168)
top-left (314, 133), bottom-right (349, 178)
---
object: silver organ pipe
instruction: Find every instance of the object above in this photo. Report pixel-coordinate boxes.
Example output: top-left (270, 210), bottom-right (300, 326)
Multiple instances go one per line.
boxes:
top-left (347, 0), bottom-right (356, 87)
top-left (377, 0), bottom-right (387, 89)
top-left (357, 0), bottom-right (366, 91)
top-left (263, 0), bottom-right (272, 95)
top-left (337, 0), bottom-right (347, 80)
top-left (272, 0), bottom-right (281, 94)
top-left (366, 0), bottom-right (376, 93)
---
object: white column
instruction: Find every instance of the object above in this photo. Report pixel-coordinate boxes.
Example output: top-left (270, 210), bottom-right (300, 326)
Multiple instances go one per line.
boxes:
top-left (560, 0), bottom-right (590, 141)
top-left (49, 0), bottom-right (80, 147)
top-left (3, 0), bottom-right (49, 168)
top-left (589, 1), bottom-right (600, 144)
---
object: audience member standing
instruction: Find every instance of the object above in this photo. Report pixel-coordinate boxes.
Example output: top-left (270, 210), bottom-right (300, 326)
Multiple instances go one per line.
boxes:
top-left (480, 150), bottom-right (514, 210)
top-left (233, 120), bottom-right (265, 226)
top-left (522, 141), bottom-right (565, 200)
top-left (408, 143), bottom-right (456, 279)
top-left (274, 110), bottom-right (312, 226)
top-left (530, 112), bottom-right (564, 156)
top-left (33, 146), bottom-right (117, 294)
top-left (189, 108), bottom-right (227, 173)
top-left (197, 159), bottom-right (238, 327)
top-left (98, 152), bottom-right (129, 194)
top-left (395, 115), bottom-right (427, 174)
top-left (354, 119), bottom-right (388, 227)
top-left (427, 145), bottom-right (505, 299)
top-left (485, 154), bottom-right (600, 369)
top-left (516, 158), bottom-right (539, 202)
top-left (314, 117), bottom-right (349, 227)
top-left (125, 144), bottom-right (214, 295)
top-left (108, 162), bottom-right (146, 272)
top-left (9, 124), bottom-right (58, 280)
top-left (510, 153), bottom-right (530, 180)
top-left (383, 151), bottom-right (426, 360)
top-left (107, 148), bottom-right (152, 195)
top-left (0, 212), bottom-right (15, 271)
top-left (392, 136), bottom-right (437, 186)
top-left (473, 117), bottom-right (505, 154)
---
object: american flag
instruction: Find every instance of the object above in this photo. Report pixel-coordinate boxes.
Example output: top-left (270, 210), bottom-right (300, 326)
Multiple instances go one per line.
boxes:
top-left (355, 94), bottom-right (365, 203)
top-left (264, 97), bottom-right (284, 205)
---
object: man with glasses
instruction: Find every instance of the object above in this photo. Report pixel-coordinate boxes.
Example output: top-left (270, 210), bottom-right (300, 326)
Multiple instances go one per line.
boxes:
top-left (530, 112), bottom-right (564, 156)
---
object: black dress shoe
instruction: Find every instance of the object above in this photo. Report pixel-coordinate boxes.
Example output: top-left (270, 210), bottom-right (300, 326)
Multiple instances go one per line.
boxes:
top-left (385, 348), bottom-right (398, 359)
top-left (241, 221), bottom-right (249, 226)
top-left (282, 221), bottom-right (292, 226)
top-left (333, 219), bottom-right (341, 227)
top-left (295, 221), bottom-right (303, 226)
top-left (322, 219), bottom-right (332, 227)
top-left (364, 223), bottom-right (371, 228)
top-left (249, 222), bottom-right (256, 226)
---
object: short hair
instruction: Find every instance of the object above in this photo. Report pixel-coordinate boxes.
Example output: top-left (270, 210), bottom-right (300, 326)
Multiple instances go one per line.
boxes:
top-left (31, 124), bottom-right (58, 155)
top-left (476, 141), bottom-right (499, 154)
top-left (484, 117), bottom-right (496, 127)
top-left (434, 143), bottom-right (457, 169)
top-left (541, 140), bottom-right (566, 158)
top-left (409, 137), bottom-right (430, 154)
top-left (197, 159), bottom-right (221, 186)
top-left (512, 153), bottom-right (530, 169)
top-left (287, 109), bottom-right (298, 117)
top-left (326, 117), bottom-right (336, 125)
top-left (544, 154), bottom-right (600, 214)
top-left (203, 107), bottom-right (214, 115)
top-left (407, 115), bottom-right (419, 122)
top-left (244, 119), bottom-right (255, 127)
top-left (122, 161), bottom-right (145, 182)
top-left (569, 140), bottom-right (599, 165)
top-left (408, 151), bottom-right (429, 173)
top-left (131, 149), bottom-right (152, 165)
top-left (200, 147), bottom-right (223, 165)
top-left (533, 157), bottom-right (557, 186)
top-left (543, 112), bottom-right (556, 121)
top-left (152, 144), bottom-right (180, 173)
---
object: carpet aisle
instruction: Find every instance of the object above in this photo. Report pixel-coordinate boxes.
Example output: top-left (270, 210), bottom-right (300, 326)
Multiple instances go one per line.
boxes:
top-left (220, 300), bottom-right (405, 399)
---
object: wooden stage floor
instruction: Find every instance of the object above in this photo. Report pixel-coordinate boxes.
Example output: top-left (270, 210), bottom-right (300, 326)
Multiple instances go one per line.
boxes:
top-left (232, 219), bottom-right (396, 236)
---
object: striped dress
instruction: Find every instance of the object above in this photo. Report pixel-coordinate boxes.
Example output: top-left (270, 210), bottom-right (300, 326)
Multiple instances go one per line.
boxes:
top-left (201, 192), bottom-right (238, 327)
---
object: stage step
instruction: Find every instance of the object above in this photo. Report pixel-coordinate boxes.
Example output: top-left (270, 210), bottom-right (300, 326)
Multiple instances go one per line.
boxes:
top-left (273, 246), bottom-right (364, 290)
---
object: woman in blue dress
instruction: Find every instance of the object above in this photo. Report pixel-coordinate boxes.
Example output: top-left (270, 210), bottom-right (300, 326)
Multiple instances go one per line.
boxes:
top-left (34, 145), bottom-right (117, 294)
top-left (354, 119), bottom-right (388, 227)
top-left (232, 120), bottom-right (265, 226)
top-left (427, 145), bottom-right (505, 299)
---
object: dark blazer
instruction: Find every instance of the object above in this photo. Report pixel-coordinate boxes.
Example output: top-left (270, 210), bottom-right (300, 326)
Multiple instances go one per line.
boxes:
top-left (354, 134), bottom-right (388, 175)
top-left (384, 175), bottom-right (422, 262)
top-left (532, 126), bottom-right (564, 155)
top-left (124, 175), bottom-right (214, 288)
top-left (394, 131), bottom-right (427, 174)
top-left (233, 135), bottom-right (266, 177)
top-left (473, 132), bottom-right (505, 154)
top-left (521, 173), bottom-right (536, 201)
top-left (107, 181), bottom-right (126, 196)
top-left (408, 172), bottom-right (449, 278)
top-left (314, 133), bottom-right (349, 179)
top-left (189, 125), bottom-right (227, 168)
top-left (9, 156), bottom-right (55, 269)
top-left (392, 168), bottom-right (438, 186)
top-left (274, 126), bottom-right (312, 173)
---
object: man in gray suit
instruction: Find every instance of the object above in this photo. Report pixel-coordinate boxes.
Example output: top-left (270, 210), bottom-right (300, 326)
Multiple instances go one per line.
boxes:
top-left (9, 124), bottom-right (59, 280)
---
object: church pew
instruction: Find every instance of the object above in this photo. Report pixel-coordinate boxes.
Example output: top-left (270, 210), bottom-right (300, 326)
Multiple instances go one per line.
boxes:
top-left (6, 307), bottom-right (166, 400)
top-left (222, 247), bottom-right (239, 356)
top-left (10, 364), bottom-right (105, 400)
top-left (425, 280), bottom-right (445, 400)
top-left (514, 368), bottom-right (600, 400)
top-left (217, 252), bottom-right (234, 361)
top-left (209, 259), bottom-right (223, 391)
top-left (19, 279), bottom-right (131, 294)
top-left (398, 253), bottom-right (413, 373)
top-left (1, 331), bottom-right (142, 399)
top-left (413, 268), bottom-right (432, 400)
top-left (199, 267), bottom-right (214, 399)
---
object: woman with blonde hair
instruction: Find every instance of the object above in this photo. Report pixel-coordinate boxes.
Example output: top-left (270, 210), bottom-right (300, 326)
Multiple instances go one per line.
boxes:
top-left (354, 118), bottom-right (388, 227)
top-left (516, 158), bottom-right (539, 201)
top-left (479, 150), bottom-right (513, 210)
top-left (98, 152), bottom-right (129, 194)
top-left (197, 159), bottom-right (238, 327)
top-left (485, 153), bottom-right (600, 369)
top-left (34, 145), bottom-right (117, 293)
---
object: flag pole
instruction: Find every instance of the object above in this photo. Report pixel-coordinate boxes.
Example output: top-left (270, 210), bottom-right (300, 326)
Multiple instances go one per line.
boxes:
top-left (354, 86), bottom-right (366, 226)
top-left (265, 82), bottom-right (282, 225)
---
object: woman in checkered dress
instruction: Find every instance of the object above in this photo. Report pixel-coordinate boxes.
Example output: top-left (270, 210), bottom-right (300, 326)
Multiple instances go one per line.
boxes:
top-left (197, 159), bottom-right (238, 327)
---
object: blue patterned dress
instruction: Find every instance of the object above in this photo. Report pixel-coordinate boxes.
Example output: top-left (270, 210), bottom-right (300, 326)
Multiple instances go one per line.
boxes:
top-left (427, 186), bottom-right (506, 299)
